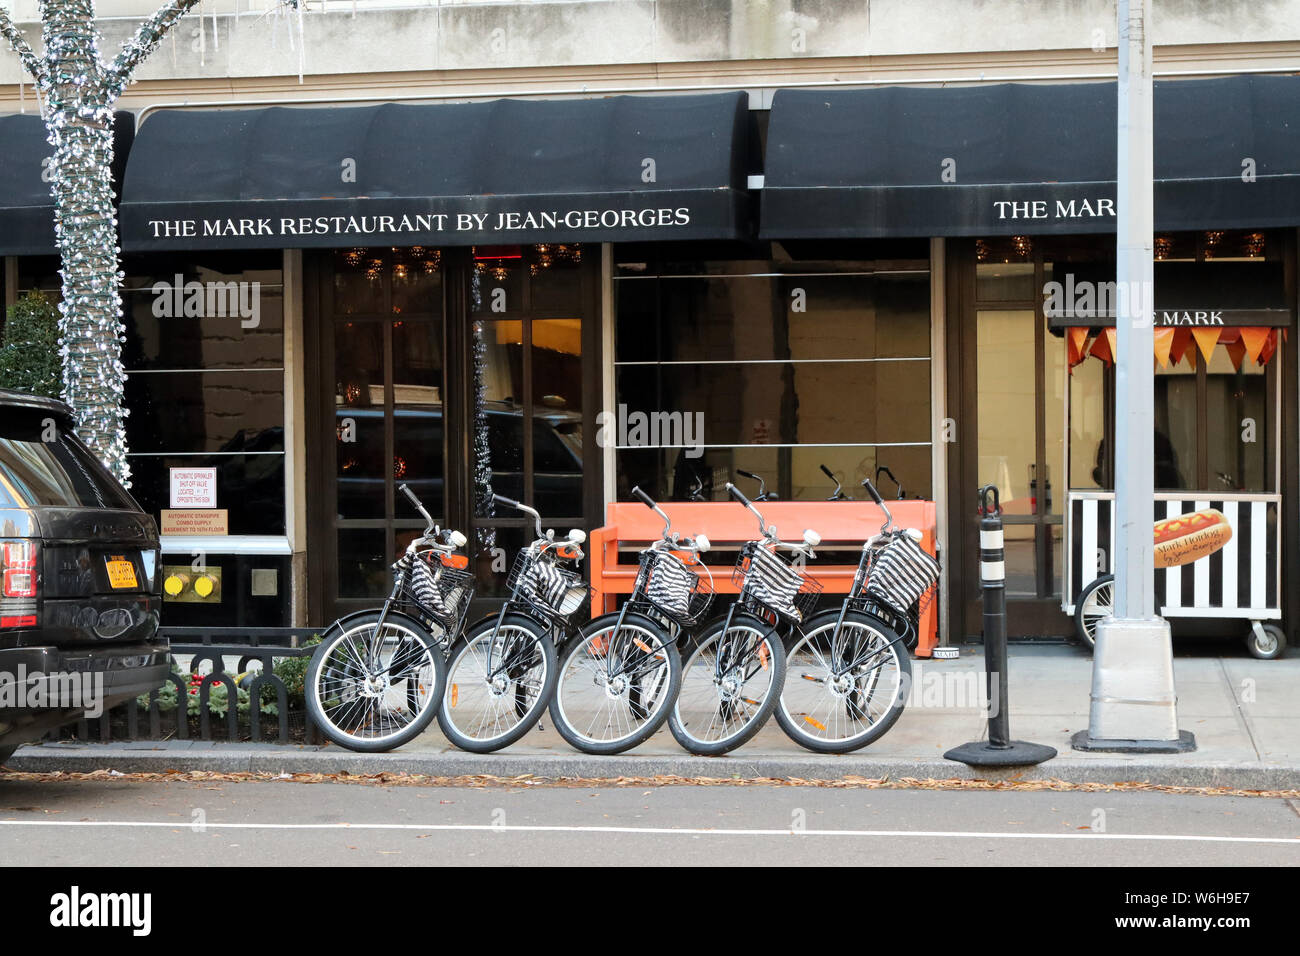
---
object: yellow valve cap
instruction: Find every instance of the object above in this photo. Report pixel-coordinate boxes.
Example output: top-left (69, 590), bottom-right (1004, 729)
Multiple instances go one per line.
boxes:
top-left (193, 575), bottom-right (216, 598)
top-left (163, 574), bottom-right (186, 597)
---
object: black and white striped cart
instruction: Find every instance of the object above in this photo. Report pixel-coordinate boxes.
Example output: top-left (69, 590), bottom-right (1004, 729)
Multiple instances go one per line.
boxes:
top-left (1064, 491), bottom-right (1284, 658)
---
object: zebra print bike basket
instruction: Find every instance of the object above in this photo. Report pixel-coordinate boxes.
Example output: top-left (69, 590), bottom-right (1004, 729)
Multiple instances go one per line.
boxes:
top-left (405, 550), bottom-right (476, 630)
top-left (638, 549), bottom-right (713, 627)
top-left (508, 547), bottom-right (589, 622)
top-left (732, 542), bottom-right (822, 623)
top-left (860, 532), bottom-right (940, 619)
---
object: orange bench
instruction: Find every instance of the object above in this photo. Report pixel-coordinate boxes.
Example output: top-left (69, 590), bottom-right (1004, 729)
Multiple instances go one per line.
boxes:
top-left (588, 500), bottom-right (940, 657)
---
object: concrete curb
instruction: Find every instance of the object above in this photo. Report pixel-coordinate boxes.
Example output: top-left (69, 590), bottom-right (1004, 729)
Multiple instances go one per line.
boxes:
top-left (7, 745), bottom-right (1300, 791)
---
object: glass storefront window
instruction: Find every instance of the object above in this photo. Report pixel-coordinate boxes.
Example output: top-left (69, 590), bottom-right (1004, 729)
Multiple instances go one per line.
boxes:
top-left (1206, 347), bottom-right (1267, 492)
top-left (614, 253), bottom-right (932, 501)
top-left (1154, 355), bottom-right (1198, 491)
top-left (976, 309), bottom-right (1039, 515)
top-left (120, 251), bottom-right (286, 535)
top-left (1072, 342), bottom-right (1276, 494)
top-left (1069, 352), bottom-right (1107, 488)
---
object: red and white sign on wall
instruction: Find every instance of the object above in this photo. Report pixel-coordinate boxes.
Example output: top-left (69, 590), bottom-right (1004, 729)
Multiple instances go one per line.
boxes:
top-left (169, 467), bottom-right (218, 509)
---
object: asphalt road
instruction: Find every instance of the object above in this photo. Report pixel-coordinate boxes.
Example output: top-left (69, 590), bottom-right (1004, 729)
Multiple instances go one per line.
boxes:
top-left (0, 776), bottom-right (1297, 866)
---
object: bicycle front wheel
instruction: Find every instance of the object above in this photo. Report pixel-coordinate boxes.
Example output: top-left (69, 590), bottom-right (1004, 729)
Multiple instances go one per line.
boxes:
top-left (550, 612), bottom-right (681, 755)
top-left (669, 612), bottom-right (786, 756)
top-left (306, 611), bottom-right (446, 752)
top-left (438, 613), bottom-right (557, 753)
top-left (775, 609), bottom-right (910, 754)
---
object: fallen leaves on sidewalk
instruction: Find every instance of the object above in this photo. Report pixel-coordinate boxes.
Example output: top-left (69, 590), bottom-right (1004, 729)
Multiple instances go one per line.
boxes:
top-left (1, 767), bottom-right (1298, 800)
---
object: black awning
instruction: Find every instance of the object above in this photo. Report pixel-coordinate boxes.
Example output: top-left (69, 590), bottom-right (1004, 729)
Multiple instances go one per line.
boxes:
top-left (119, 93), bottom-right (751, 251)
top-left (0, 111), bottom-right (135, 256)
top-left (761, 76), bottom-right (1300, 239)
top-left (0, 114), bottom-right (55, 255)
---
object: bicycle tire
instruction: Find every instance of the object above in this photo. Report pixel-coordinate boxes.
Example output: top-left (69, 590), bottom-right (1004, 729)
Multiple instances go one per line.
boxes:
top-left (306, 610), bottom-right (447, 752)
top-left (549, 611), bottom-right (681, 755)
top-left (669, 611), bottom-right (786, 756)
top-left (1074, 574), bottom-right (1115, 650)
top-left (775, 608), bottom-right (911, 754)
top-left (438, 613), bottom-right (557, 753)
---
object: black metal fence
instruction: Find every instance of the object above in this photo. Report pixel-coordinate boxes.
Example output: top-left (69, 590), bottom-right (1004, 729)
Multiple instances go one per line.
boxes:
top-left (62, 627), bottom-right (322, 745)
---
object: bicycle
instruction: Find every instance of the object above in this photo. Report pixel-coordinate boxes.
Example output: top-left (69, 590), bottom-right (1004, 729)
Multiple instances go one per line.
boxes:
top-left (549, 487), bottom-right (710, 754)
top-left (775, 478), bottom-right (939, 753)
top-left (437, 493), bottom-right (590, 753)
top-left (305, 484), bottom-right (470, 752)
top-left (669, 481), bottom-right (822, 755)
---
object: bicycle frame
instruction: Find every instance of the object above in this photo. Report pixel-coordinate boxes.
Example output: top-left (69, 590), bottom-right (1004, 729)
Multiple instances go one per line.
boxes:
top-left (719, 480), bottom-right (819, 686)
top-left (479, 493), bottom-right (587, 684)
top-left (602, 486), bottom-right (711, 683)
top-left (819, 479), bottom-right (929, 680)
top-left (365, 485), bottom-right (472, 664)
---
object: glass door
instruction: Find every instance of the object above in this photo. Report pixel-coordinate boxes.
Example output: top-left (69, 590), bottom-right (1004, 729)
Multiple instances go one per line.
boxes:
top-left (467, 246), bottom-right (589, 603)
top-left (952, 241), bottom-right (1072, 637)
top-left (320, 248), bottom-right (446, 620)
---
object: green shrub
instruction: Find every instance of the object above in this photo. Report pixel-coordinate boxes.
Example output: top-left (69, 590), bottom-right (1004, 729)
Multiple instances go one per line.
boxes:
top-left (0, 291), bottom-right (61, 398)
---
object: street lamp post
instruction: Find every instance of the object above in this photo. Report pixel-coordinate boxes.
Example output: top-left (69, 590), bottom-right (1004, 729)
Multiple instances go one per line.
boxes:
top-left (1072, 0), bottom-right (1195, 753)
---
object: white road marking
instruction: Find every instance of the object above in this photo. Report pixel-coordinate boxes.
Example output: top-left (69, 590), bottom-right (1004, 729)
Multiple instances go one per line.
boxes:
top-left (0, 819), bottom-right (1296, 844)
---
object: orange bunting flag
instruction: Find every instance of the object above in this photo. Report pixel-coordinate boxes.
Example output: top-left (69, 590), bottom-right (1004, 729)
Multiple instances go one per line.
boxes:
top-left (1258, 328), bottom-right (1279, 366)
top-left (1239, 326), bottom-right (1270, 365)
top-left (1191, 327), bottom-right (1221, 365)
top-left (1225, 337), bottom-right (1247, 371)
top-left (1169, 327), bottom-right (1193, 367)
top-left (1153, 327), bottom-right (1175, 368)
top-left (1090, 327), bottom-right (1116, 364)
top-left (1068, 326), bottom-right (1090, 366)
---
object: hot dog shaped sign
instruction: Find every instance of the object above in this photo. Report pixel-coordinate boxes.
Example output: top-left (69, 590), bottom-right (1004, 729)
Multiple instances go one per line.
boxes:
top-left (1153, 508), bottom-right (1232, 569)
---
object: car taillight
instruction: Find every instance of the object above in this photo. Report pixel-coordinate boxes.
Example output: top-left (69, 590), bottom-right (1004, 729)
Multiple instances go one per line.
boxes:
top-left (1, 540), bottom-right (38, 599)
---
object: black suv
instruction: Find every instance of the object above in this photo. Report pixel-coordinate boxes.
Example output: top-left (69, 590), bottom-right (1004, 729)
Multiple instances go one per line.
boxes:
top-left (0, 390), bottom-right (169, 764)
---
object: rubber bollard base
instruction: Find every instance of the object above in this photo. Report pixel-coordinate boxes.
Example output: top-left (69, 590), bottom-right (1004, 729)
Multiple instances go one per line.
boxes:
top-left (944, 740), bottom-right (1058, 767)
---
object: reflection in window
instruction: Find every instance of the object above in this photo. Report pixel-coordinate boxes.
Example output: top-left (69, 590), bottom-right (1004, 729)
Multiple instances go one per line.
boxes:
top-left (121, 253), bottom-right (286, 533)
top-left (1069, 335), bottom-right (1275, 493)
top-left (615, 259), bottom-right (932, 502)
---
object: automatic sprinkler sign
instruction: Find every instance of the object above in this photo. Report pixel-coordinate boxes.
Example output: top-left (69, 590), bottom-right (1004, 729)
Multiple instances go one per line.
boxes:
top-left (169, 468), bottom-right (217, 509)
top-left (162, 468), bottom-right (228, 537)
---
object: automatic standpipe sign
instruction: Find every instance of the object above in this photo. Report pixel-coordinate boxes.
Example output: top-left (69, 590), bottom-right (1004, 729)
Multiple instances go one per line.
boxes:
top-left (169, 467), bottom-right (218, 509)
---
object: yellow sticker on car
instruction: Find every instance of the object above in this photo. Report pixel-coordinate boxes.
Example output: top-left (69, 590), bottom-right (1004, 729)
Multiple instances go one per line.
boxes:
top-left (106, 558), bottom-right (138, 590)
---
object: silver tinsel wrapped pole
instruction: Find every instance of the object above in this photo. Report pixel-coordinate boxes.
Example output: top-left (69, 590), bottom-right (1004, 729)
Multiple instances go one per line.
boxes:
top-left (1, 0), bottom-right (295, 483)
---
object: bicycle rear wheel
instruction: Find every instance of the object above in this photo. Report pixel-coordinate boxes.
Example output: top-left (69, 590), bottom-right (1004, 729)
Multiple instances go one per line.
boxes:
top-left (669, 612), bottom-right (785, 756)
top-left (775, 609), bottom-right (910, 754)
top-left (306, 611), bottom-right (446, 752)
top-left (550, 612), bottom-right (681, 755)
top-left (438, 613), bottom-right (557, 753)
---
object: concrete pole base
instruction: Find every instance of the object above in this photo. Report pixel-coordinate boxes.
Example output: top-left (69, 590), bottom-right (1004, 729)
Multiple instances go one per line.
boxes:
top-left (1078, 616), bottom-right (1196, 752)
top-left (1070, 729), bottom-right (1196, 754)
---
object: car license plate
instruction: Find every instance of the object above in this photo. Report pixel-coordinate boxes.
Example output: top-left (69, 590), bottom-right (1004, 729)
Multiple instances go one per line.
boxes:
top-left (106, 557), bottom-right (138, 590)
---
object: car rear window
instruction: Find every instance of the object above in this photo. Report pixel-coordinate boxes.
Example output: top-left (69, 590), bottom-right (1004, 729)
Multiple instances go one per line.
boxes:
top-left (0, 411), bottom-right (137, 510)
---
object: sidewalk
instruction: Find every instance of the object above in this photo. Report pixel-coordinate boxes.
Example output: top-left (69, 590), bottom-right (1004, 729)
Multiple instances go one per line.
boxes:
top-left (7, 645), bottom-right (1299, 790)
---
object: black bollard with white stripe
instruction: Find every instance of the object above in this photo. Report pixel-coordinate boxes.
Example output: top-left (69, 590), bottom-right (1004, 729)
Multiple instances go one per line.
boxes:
top-left (944, 485), bottom-right (1057, 767)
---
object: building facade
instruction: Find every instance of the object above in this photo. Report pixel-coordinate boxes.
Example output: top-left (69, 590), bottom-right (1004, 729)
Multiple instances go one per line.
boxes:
top-left (1, 0), bottom-right (1297, 649)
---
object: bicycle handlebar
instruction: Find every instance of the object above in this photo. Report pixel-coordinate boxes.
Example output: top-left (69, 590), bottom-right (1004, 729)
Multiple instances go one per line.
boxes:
top-left (493, 493), bottom-right (544, 539)
top-left (399, 482), bottom-right (435, 532)
top-left (820, 463), bottom-right (847, 500)
top-left (861, 479), bottom-right (894, 533)
top-left (630, 485), bottom-right (674, 541)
